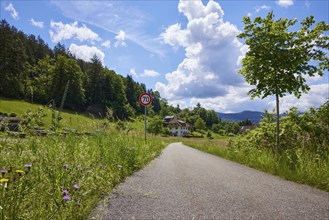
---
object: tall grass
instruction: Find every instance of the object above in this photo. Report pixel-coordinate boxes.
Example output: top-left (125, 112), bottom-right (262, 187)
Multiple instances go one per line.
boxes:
top-left (0, 132), bottom-right (166, 219)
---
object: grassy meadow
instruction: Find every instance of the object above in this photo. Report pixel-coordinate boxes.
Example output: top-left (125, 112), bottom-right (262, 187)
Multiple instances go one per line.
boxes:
top-left (0, 98), bottom-right (168, 219)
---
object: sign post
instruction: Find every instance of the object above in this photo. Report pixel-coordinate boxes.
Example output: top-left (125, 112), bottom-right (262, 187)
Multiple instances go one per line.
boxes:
top-left (139, 93), bottom-right (152, 141)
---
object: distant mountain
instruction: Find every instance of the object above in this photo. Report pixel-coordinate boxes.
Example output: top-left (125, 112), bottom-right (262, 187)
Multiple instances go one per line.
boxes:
top-left (217, 111), bottom-right (265, 125)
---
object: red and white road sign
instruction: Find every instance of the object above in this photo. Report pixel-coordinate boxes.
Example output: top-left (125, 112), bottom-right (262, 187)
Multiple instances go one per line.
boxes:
top-left (139, 93), bottom-right (152, 106)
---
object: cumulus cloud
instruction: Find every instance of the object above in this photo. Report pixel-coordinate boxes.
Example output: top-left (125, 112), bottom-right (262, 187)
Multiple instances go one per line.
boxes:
top-left (269, 84), bottom-right (329, 112)
top-left (114, 30), bottom-right (127, 47)
top-left (68, 44), bottom-right (105, 64)
top-left (140, 69), bottom-right (160, 78)
top-left (160, 23), bottom-right (189, 48)
top-left (276, 0), bottom-right (294, 8)
top-left (5, 3), bottom-right (19, 20)
top-left (101, 40), bottom-right (111, 49)
top-left (156, 0), bottom-right (246, 101)
top-left (49, 20), bottom-right (101, 43)
top-left (30, 19), bottom-right (44, 28)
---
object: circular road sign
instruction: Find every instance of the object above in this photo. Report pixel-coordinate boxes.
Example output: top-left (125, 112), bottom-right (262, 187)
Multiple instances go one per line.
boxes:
top-left (139, 93), bottom-right (152, 106)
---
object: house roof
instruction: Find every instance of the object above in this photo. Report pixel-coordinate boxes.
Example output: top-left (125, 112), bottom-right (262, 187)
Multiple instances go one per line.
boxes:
top-left (163, 116), bottom-right (191, 128)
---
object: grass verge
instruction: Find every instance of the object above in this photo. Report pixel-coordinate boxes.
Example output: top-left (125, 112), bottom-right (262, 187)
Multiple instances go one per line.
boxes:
top-left (0, 133), bottom-right (167, 219)
top-left (182, 137), bottom-right (329, 192)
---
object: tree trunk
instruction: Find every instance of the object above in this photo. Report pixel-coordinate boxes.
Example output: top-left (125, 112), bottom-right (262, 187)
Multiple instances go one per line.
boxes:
top-left (275, 93), bottom-right (280, 153)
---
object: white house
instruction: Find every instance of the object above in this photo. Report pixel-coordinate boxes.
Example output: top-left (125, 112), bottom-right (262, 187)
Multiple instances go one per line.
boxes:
top-left (163, 116), bottom-right (191, 137)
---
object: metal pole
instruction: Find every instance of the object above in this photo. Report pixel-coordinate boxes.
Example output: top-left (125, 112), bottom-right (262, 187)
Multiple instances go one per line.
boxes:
top-left (144, 106), bottom-right (147, 141)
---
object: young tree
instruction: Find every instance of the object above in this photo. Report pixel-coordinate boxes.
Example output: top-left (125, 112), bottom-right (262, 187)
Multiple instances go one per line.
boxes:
top-left (194, 117), bottom-right (206, 131)
top-left (238, 12), bottom-right (329, 151)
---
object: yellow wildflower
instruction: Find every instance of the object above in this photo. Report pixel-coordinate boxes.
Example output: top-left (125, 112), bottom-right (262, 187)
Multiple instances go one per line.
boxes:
top-left (0, 178), bottom-right (9, 183)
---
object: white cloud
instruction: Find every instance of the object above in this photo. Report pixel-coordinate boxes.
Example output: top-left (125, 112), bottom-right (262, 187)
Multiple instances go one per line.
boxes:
top-left (49, 20), bottom-right (101, 43)
top-left (101, 40), bottom-right (111, 49)
top-left (160, 23), bottom-right (189, 48)
top-left (114, 30), bottom-right (127, 47)
top-left (255, 5), bottom-right (271, 12)
top-left (68, 44), bottom-right (105, 64)
top-left (129, 68), bottom-right (138, 78)
top-left (156, 0), bottom-right (245, 101)
top-left (5, 3), bottom-right (19, 20)
top-left (269, 84), bottom-right (329, 112)
top-left (276, 0), bottom-right (294, 8)
top-left (30, 19), bottom-right (44, 28)
top-left (140, 69), bottom-right (160, 78)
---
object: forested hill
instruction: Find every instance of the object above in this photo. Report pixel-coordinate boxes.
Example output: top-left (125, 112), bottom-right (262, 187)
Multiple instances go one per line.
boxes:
top-left (0, 19), bottom-right (158, 119)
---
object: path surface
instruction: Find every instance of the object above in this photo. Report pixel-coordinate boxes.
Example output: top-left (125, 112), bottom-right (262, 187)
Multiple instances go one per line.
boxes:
top-left (93, 143), bottom-right (329, 219)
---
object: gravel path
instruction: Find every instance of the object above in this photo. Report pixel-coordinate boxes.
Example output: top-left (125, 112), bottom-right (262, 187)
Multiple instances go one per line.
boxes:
top-left (92, 142), bottom-right (329, 219)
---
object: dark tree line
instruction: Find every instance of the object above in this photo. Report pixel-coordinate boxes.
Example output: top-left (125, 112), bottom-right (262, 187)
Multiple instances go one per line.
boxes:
top-left (0, 20), bottom-right (149, 119)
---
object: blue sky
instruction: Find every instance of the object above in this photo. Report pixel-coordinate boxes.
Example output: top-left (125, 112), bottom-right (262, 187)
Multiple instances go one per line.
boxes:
top-left (1, 0), bottom-right (328, 113)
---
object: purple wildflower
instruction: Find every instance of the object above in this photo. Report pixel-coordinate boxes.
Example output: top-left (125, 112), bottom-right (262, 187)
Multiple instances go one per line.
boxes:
top-left (63, 195), bottom-right (71, 201)
top-left (0, 170), bottom-right (7, 177)
top-left (63, 164), bottom-right (69, 169)
top-left (74, 183), bottom-right (79, 190)
top-left (62, 189), bottom-right (68, 196)
top-left (77, 200), bottom-right (81, 207)
top-left (86, 170), bottom-right (91, 174)
top-left (24, 164), bottom-right (32, 168)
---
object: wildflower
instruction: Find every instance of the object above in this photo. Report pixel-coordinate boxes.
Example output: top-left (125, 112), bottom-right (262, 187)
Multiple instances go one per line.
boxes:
top-left (63, 164), bottom-right (69, 169)
top-left (63, 195), bottom-right (71, 201)
top-left (15, 170), bottom-right (25, 176)
top-left (0, 178), bottom-right (9, 183)
top-left (74, 183), bottom-right (79, 190)
top-left (0, 170), bottom-right (7, 177)
top-left (0, 178), bottom-right (9, 189)
top-left (86, 170), bottom-right (91, 174)
top-left (117, 164), bottom-right (123, 169)
top-left (77, 200), bottom-right (81, 207)
top-left (62, 189), bottom-right (68, 196)
top-left (24, 164), bottom-right (32, 169)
